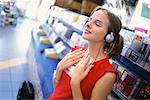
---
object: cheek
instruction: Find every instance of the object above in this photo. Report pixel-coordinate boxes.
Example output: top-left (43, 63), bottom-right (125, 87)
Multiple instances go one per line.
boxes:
top-left (82, 28), bottom-right (107, 42)
top-left (94, 34), bottom-right (105, 42)
top-left (93, 29), bottom-right (106, 41)
top-left (82, 32), bottom-right (105, 43)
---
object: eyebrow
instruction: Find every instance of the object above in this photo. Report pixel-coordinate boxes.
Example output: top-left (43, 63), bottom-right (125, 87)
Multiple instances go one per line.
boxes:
top-left (95, 19), bottom-right (103, 24)
top-left (90, 17), bottom-right (104, 24)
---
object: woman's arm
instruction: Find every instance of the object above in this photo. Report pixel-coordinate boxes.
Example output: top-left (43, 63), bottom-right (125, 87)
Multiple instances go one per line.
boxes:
top-left (70, 78), bottom-right (83, 100)
top-left (90, 72), bottom-right (116, 100)
top-left (71, 53), bottom-right (93, 100)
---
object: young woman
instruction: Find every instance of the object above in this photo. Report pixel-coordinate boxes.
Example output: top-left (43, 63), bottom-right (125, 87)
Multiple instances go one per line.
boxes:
top-left (49, 6), bottom-right (123, 100)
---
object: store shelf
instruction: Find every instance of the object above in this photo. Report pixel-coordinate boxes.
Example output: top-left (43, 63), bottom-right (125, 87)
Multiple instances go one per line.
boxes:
top-left (41, 14), bottom-right (88, 59)
top-left (112, 87), bottom-right (128, 100)
top-left (116, 55), bottom-right (150, 82)
top-left (49, 24), bottom-right (72, 49)
top-left (43, 24), bottom-right (71, 59)
top-left (48, 16), bottom-right (83, 35)
top-left (28, 29), bottom-right (62, 98)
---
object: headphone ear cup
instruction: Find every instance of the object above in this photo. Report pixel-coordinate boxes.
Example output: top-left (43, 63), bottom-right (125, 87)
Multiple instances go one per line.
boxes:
top-left (105, 32), bottom-right (114, 43)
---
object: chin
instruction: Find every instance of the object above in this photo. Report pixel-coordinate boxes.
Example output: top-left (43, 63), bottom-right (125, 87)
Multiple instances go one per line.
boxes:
top-left (82, 35), bottom-right (93, 42)
top-left (82, 34), bottom-right (89, 40)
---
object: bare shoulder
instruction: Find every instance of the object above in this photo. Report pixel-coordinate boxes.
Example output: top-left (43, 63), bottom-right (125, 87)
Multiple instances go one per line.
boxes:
top-left (101, 72), bottom-right (116, 82)
top-left (96, 72), bottom-right (116, 88)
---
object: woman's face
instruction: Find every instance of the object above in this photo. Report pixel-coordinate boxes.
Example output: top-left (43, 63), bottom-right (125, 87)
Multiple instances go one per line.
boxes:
top-left (82, 10), bottom-right (109, 43)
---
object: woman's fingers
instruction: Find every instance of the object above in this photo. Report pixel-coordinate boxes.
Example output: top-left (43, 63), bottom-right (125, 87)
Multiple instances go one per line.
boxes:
top-left (66, 49), bottom-right (84, 60)
top-left (66, 49), bottom-right (85, 64)
top-left (58, 49), bottom-right (86, 70)
top-left (83, 65), bottom-right (94, 76)
top-left (82, 55), bottom-right (92, 67)
top-left (77, 51), bottom-right (88, 65)
top-left (71, 48), bottom-right (83, 54)
top-left (71, 51), bottom-right (85, 61)
top-left (70, 49), bottom-right (85, 57)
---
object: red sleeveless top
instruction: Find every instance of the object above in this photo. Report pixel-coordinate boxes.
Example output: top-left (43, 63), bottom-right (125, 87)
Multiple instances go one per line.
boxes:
top-left (49, 58), bottom-right (118, 100)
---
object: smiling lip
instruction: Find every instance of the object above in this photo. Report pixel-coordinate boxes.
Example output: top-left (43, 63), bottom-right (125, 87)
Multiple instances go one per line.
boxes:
top-left (84, 29), bottom-right (91, 34)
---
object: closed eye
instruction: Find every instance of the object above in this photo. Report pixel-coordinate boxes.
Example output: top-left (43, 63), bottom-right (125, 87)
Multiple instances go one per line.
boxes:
top-left (85, 18), bottom-right (103, 27)
top-left (94, 20), bottom-right (102, 27)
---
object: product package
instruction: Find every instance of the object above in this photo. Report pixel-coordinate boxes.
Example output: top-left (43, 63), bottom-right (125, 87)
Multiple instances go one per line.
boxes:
top-left (132, 81), bottom-right (150, 99)
top-left (115, 71), bottom-right (138, 97)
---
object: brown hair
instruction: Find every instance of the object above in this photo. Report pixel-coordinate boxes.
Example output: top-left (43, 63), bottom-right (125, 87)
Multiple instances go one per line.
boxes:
top-left (91, 6), bottom-right (124, 59)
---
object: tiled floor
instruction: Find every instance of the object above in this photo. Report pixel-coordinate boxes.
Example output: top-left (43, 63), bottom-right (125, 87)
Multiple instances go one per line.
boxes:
top-left (0, 18), bottom-right (38, 100)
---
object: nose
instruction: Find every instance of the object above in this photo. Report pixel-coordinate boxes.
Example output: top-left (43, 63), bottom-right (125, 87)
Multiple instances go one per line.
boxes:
top-left (85, 20), bottom-right (92, 28)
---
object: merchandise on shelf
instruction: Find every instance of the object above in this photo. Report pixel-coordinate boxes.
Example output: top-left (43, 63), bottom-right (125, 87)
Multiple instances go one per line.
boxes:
top-left (27, 26), bottom-right (61, 99)
top-left (119, 28), bottom-right (135, 56)
top-left (44, 48), bottom-right (59, 59)
top-left (124, 34), bottom-right (150, 72)
top-left (70, 32), bottom-right (82, 47)
top-left (71, 14), bottom-right (88, 31)
top-left (131, 81), bottom-right (150, 99)
top-left (37, 29), bottom-right (46, 36)
top-left (44, 10), bottom-right (89, 58)
top-left (39, 36), bottom-right (51, 45)
top-left (81, 0), bottom-right (98, 16)
top-left (115, 72), bottom-right (138, 97)
top-left (48, 6), bottom-right (88, 31)
top-left (112, 61), bottom-right (142, 100)
top-left (53, 0), bottom-right (104, 15)
top-left (0, 10), bottom-right (5, 27)
top-left (54, 41), bottom-right (67, 54)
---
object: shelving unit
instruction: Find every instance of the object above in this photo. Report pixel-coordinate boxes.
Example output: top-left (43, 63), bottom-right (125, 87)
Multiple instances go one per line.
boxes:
top-left (110, 25), bottom-right (150, 99)
top-left (27, 27), bottom-right (61, 99)
top-left (116, 55), bottom-right (150, 81)
top-left (0, 1), bottom-right (19, 27)
top-left (112, 57), bottom-right (150, 99)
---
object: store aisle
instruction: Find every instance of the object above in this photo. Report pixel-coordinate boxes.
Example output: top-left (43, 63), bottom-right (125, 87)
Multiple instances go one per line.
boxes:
top-left (0, 18), bottom-right (38, 100)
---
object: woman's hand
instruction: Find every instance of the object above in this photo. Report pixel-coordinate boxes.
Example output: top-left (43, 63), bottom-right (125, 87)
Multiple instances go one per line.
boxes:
top-left (70, 53), bottom-right (94, 100)
top-left (53, 49), bottom-right (85, 87)
top-left (57, 48), bottom-right (85, 72)
top-left (71, 53), bottom-right (94, 84)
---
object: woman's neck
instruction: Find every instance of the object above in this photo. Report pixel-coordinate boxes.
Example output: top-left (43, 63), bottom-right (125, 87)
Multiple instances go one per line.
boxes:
top-left (87, 42), bottom-right (107, 61)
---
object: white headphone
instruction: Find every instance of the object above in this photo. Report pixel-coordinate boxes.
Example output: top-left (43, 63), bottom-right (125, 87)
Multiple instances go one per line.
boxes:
top-left (105, 32), bottom-right (114, 43)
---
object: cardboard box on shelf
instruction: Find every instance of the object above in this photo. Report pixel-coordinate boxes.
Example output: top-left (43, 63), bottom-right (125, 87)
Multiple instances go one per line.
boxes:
top-left (81, 0), bottom-right (98, 16)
